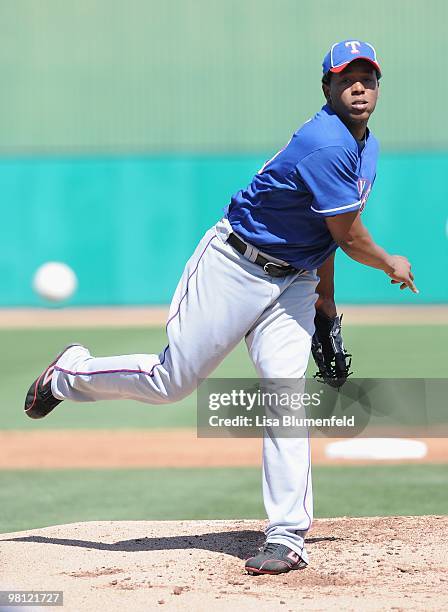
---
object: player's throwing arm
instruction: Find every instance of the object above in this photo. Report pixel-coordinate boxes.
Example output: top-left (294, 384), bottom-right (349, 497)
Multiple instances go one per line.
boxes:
top-left (325, 212), bottom-right (418, 294)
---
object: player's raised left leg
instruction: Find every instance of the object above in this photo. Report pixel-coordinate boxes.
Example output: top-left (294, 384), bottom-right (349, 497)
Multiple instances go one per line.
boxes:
top-left (24, 221), bottom-right (280, 417)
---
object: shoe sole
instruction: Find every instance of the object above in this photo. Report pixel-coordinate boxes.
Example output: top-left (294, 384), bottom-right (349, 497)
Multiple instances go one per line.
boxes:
top-left (246, 562), bottom-right (307, 576)
top-left (246, 567), bottom-right (290, 576)
top-left (24, 344), bottom-right (81, 419)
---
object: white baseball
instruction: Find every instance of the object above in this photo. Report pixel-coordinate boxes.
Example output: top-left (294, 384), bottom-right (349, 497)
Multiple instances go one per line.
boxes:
top-left (33, 262), bottom-right (78, 302)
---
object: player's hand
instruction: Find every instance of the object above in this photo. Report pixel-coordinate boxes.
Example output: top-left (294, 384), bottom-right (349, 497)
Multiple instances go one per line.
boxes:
top-left (387, 255), bottom-right (419, 294)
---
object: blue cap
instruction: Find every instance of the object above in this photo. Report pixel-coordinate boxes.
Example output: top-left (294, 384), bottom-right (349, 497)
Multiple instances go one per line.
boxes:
top-left (322, 40), bottom-right (381, 76)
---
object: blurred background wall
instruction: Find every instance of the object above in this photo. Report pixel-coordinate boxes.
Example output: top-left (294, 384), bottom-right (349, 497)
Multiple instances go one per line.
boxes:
top-left (0, 0), bottom-right (446, 305)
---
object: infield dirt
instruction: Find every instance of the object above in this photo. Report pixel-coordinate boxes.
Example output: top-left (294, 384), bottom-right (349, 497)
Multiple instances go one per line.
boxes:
top-left (1, 516), bottom-right (447, 611)
top-left (0, 430), bottom-right (447, 468)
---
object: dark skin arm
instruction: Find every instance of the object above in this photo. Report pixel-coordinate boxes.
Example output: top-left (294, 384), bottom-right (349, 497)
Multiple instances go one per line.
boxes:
top-left (325, 211), bottom-right (418, 293)
top-left (315, 253), bottom-right (337, 318)
top-left (316, 212), bottom-right (418, 319)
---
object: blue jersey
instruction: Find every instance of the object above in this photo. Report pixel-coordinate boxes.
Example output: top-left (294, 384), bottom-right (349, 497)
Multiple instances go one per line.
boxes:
top-left (227, 104), bottom-right (379, 270)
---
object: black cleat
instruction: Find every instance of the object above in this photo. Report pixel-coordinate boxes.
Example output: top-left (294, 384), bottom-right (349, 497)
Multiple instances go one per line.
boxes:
top-left (245, 542), bottom-right (307, 575)
top-left (24, 344), bottom-right (80, 419)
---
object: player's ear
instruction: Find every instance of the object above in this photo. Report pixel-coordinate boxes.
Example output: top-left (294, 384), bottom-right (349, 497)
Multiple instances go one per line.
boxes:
top-left (322, 83), bottom-right (331, 103)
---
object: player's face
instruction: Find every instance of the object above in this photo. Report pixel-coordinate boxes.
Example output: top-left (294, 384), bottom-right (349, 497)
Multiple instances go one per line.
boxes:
top-left (324, 60), bottom-right (379, 129)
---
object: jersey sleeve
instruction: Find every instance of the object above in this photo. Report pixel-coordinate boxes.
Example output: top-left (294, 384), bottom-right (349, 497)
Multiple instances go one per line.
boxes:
top-left (296, 146), bottom-right (361, 216)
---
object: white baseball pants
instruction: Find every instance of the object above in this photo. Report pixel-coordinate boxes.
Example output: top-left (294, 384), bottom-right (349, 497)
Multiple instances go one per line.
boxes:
top-left (52, 218), bottom-right (319, 562)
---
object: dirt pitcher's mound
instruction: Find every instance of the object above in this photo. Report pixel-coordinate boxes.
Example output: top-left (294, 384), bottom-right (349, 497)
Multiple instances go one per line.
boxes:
top-left (1, 516), bottom-right (447, 611)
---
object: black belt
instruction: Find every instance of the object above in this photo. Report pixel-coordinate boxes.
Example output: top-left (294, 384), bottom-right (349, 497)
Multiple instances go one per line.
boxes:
top-left (227, 232), bottom-right (305, 278)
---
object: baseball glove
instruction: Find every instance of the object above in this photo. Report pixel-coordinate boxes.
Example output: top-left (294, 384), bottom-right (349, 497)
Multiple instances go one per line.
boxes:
top-left (311, 311), bottom-right (352, 388)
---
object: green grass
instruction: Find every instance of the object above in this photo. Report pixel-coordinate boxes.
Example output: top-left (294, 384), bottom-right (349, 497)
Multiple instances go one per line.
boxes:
top-left (1, 324), bottom-right (447, 430)
top-left (0, 465), bottom-right (446, 534)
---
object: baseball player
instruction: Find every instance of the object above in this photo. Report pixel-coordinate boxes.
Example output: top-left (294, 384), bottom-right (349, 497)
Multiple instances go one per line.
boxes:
top-left (24, 40), bottom-right (417, 575)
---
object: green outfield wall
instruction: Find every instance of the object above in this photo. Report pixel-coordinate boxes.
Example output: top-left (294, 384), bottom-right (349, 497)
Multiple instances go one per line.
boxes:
top-left (0, 2), bottom-right (446, 305)
top-left (1, 152), bottom-right (446, 306)
top-left (0, 0), bottom-right (447, 153)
